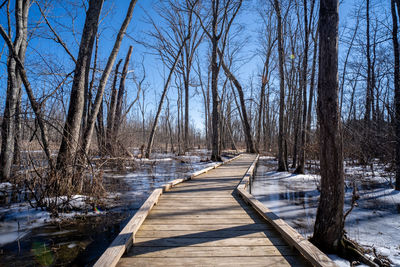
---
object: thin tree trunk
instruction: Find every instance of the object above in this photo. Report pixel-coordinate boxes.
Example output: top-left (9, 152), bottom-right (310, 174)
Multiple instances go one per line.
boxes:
top-left (273, 0), bottom-right (287, 171)
top-left (295, 0), bottom-right (313, 174)
top-left (114, 46), bottom-right (133, 138)
top-left (306, 29), bottom-right (318, 142)
top-left (311, 0), bottom-right (344, 251)
top-left (218, 50), bottom-right (256, 153)
top-left (145, 39), bottom-right (188, 158)
top-left (365, 0), bottom-right (372, 122)
top-left (106, 59), bottom-right (122, 155)
top-left (391, 0), bottom-right (400, 190)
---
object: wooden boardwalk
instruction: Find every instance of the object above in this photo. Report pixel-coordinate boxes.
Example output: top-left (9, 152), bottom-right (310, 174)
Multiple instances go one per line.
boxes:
top-left (116, 154), bottom-right (309, 266)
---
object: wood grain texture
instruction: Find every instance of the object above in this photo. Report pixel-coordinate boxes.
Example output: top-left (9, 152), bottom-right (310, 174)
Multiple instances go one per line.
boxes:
top-left (117, 154), bottom-right (309, 267)
top-left (94, 154), bottom-right (241, 267)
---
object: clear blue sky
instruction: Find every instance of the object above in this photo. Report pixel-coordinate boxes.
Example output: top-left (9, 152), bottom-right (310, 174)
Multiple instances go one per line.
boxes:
top-left (0, 0), bottom-right (385, 133)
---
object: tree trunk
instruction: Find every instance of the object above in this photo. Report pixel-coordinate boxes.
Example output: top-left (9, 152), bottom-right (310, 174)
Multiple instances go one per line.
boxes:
top-left (295, 0), bottom-right (313, 174)
top-left (56, 0), bottom-right (104, 171)
top-left (145, 39), bottom-right (188, 158)
top-left (273, 0), bottom-right (287, 171)
top-left (82, 0), bottom-right (138, 157)
top-left (311, 0), bottom-right (344, 252)
top-left (219, 51), bottom-right (256, 153)
top-left (114, 46), bottom-right (133, 139)
top-left (365, 0), bottom-right (372, 122)
top-left (210, 0), bottom-right (222, 162)
top-left (106, 59), bottom-right (122, 155)
top-left (391, 0), bottom-right (400, 190)
top-left (0, 0), bottom-right (29, 181)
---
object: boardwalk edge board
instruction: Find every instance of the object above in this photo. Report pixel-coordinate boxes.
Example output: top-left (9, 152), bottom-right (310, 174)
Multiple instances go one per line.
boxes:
top-left (236, 155), bottom-right (338, 267)
top-left (94, 153), bottom-right (242, 267)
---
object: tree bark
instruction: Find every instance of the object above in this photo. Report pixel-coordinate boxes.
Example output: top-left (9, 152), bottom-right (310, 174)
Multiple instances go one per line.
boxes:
top-left (218, 50), bottom-right (256, 153)
top-left (391, 0), bottom-right (400, 190)
top-left (0, 0), bottom-right (29, 181)
top-left (295, 0), bottom-right (314, 174)
top-left (56, 0), bottom-right (104, 171)
top-left (311, 0), bottom-right (344, 252)
top-left (81, 0), bottom-right (138, 157)
top-left (114, 46), bottom-right (133, 139)
top-left (106, 59), bottom-right (122, 155)
top-left (145, 39), bottom-right (188, 158)
top-left (273, 0), bottom-right (287, 171)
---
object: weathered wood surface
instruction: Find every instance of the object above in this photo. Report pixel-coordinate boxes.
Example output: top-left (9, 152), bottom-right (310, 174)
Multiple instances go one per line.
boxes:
top-left (94, 154), bottom-right (241, 267)
top-left (118, 154), bottom-right (309, 266)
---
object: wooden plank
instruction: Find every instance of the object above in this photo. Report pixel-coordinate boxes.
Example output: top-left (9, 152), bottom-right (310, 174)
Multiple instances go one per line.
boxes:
top-left (118, 256), bottom-right (307, 267)
top-left (150, 205), bottom-right (253, 211)
top-left (148, 210), bottom-right (253, 217)
top-left (126, 245), bottom-right (297, 257)
top-left (142, 218), bottom-right (263, 224)
top-left (139, 223), bottom-right (272, 231)
top-left (95, 154), bottom-right (242, 267)
top-left (134, 237), bottom-right (287, 246)
top-left (147, 213), bottom-right (252, 219)
top-left (135, 229), bottom-right (281, 238)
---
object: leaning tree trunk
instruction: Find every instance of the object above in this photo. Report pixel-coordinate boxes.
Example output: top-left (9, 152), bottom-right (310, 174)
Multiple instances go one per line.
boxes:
top-left (0, 0), bottom-right (29, 181)
top-left (311, 0), bottom-right (344, 252)
top-left (114, 46), bottom-right (133, 139)
top-left (219, 51), bottom-right (256, 153)
top-left (106, 59), bottom-right (122, 155)
top-left (145, 39), bottom-right (188, 158)
top-left (391, 0), bottom-right (400, 190)
top-left (56, 0), bottom-right (104, 172)
top-left (273, 0), bottom-right (287, 171)
top-left (81, 0), bottom-right (138, 157)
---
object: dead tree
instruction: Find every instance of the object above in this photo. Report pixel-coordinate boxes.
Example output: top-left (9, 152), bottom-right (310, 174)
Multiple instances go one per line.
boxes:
top-left (311, 0), bottom-right (344, 252)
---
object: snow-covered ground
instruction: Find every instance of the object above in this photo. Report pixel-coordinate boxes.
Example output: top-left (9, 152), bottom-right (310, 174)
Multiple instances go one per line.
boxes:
top-left (252, 156), bottom-right (400, 266)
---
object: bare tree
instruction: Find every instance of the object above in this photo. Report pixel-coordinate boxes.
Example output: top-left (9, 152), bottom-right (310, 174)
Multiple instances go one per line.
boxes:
top-left (81, 0), bottom-right (138, 157)
top-left (218, 49), bottom-right (256, 153)
top-left (295, 0), bottom-right (316, 174)
top-left (311, 0), bottom-right (344, 251)
top-left (190, 0), bottom-right (243, 161)
top-left (0, 0), bottom-right (30, 180)
top-left (391, 0), bottom-right (400, 190)
top-left (56, 0), bottom-right (104, 174)
top-left (272, 0), bottom-right (287, 171)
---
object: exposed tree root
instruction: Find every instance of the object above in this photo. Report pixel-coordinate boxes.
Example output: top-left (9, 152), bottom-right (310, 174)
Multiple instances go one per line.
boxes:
top-left (338, 237), bottom-right (391, 267)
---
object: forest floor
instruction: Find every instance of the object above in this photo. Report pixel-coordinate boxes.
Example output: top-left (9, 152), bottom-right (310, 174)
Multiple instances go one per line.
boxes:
top-left (252, 156), bottom-right (400, 267)
top-left (0, 149), bottom-right (224, 266)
